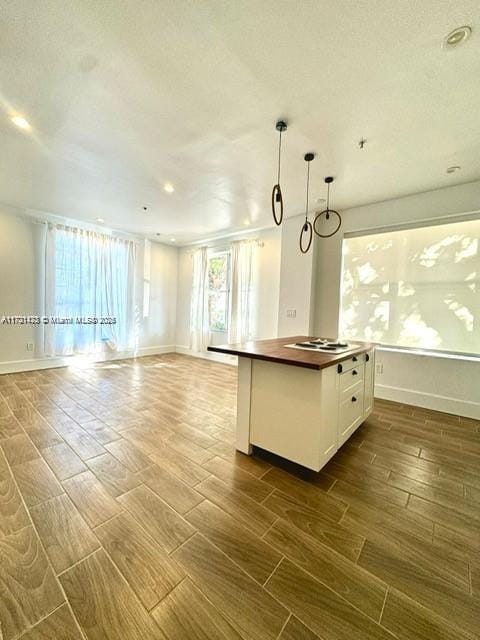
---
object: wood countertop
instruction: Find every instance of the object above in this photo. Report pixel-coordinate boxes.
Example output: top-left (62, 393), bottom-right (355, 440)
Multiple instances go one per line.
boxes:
top-left (208, 337), bottom-right (374, 370)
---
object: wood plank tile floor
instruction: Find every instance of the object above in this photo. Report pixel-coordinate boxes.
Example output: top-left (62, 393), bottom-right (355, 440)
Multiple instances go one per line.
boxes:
top-left (0, 353), bottom-right (479, 640)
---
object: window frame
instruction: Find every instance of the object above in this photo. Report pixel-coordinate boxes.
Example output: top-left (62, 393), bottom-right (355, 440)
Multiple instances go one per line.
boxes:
top-left (207, 250), bottom-right (231, 333)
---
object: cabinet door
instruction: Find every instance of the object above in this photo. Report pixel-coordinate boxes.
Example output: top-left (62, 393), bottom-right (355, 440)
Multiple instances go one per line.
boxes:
top-left (339, 388), bottom-right (364, 447)
top-left (363, 350), bottom-right (374, 417)
top-left (317, 365), bottom-right (339, 469)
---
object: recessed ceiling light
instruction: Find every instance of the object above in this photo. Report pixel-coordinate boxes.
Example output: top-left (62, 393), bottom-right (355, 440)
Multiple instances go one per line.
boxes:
top-left (445, 26), bottom-right (472, 47)
top-left (164, 183), bottom-right (175, 193)
top-left (11, 116), bottom-right (31, 130)
top-left (243, 219), bottom-right (251, 226)
top-left (446, 165), bottom-right (461, 174)
top-left (96, 218), bottom-right (105, 223)
top-left (170, 238), bottom-right (176, 242)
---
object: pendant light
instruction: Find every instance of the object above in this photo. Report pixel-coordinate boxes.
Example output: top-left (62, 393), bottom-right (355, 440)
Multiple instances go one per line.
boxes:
top-left (271, 120), bottom-right (287, 226)
top-left (299, 153), bottom-right (314, 254)
top-left (313, 177), bottom-right (342, 238)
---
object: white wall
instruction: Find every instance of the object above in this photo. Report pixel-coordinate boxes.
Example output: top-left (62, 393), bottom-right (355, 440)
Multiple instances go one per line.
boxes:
top-left (373, 349), bottom-right (480, 418)
top-left (139, 240), bottom-right (178, 351)
top-left (175, 226), bottom-right (282, 351)
top-left (277, 215), bottom-right (317, 337)
top-left (0, 207), bottom-right (179, 372)
top-left (312, 180), bottom-right (480, 418)
top-left (175, 245), bottom-right (194, 349)
top-left (0, 207), bottom-right (38, 363)
top-left (314, 231), bottom-right (343, 339)
top-left (254, 226), bottom-right (282, 340)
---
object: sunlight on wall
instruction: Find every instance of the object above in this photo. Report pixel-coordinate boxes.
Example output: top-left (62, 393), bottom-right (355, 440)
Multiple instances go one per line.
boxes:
top-left (340, 218), bottom-right (480, 354)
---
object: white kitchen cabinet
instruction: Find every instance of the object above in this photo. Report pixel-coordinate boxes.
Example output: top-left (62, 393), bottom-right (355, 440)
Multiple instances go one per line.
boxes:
top-left (248, 359), bottom-right (339, 471)
top-left (242, 348), bottom-right (375, 471)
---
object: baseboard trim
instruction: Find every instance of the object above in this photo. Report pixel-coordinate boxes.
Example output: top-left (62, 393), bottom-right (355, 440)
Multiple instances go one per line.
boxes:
top-left (175, 345), bottom-right (237, 366)
top-left (137, 345), bottom-right (176, 357)
top-left (0, 345), bottom-right (176, 375)
top-left (375, 383), bottom-right (480, 420)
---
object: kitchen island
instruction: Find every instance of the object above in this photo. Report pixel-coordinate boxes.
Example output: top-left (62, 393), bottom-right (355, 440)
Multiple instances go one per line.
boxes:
top-left (208, 336), bottom-right (375, 471)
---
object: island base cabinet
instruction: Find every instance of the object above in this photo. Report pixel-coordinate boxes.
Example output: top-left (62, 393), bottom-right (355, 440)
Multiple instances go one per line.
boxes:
top-left (235, 349), bottom-right (375, 472)
top-left (236, 357), bottom-right (253, 454)
top-left (248, 360), bottom-right (339, 471)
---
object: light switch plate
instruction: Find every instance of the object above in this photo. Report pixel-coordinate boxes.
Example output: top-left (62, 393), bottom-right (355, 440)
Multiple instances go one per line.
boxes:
top-left (286, 309), bottom-right (297, 318)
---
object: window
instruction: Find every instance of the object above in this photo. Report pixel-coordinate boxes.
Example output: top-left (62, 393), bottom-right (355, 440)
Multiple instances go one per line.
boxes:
top-left (339, 218), bottom-right (480, 355)
top-left (207, 251), bottom-right (230, 332)
top-left (46, 224), bottom-right (136, 356)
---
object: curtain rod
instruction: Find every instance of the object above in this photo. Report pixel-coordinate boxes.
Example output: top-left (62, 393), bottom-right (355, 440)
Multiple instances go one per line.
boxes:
top-left (15, 214), bottom-right (143, 244)
top-left (187, 238), bottom-right (264, 256)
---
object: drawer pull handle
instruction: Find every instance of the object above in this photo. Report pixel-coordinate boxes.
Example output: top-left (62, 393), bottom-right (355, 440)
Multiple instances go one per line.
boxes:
top-left (352, 370), bottom-right (358, 375)
top-left (352, 396), bottom-right (357, 402)
top-left (337, 364), bottom-right (343, 373)
top-left (352, 356), bottom-right (358, 362)
top-left (366, 353), bottom-right (370, 362)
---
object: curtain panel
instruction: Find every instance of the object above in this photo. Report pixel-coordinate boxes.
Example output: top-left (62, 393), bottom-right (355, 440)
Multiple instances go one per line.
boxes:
top-left (44, 224), bottom-right (137, 357)
top-left (228, 240), bottom-right (256, 344)
top-left (190, 246), bottom-right (210, 352)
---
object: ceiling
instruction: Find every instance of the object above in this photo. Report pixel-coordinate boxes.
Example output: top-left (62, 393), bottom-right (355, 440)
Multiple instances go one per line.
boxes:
top-left (1, 0), bottom-right (480, 244)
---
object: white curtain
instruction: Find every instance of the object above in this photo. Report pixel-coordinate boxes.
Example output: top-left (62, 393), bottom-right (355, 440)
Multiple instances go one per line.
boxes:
top-left (229, 240), bottom-right (255, 344)
top-left (44, 224), bottom-right (137, 356)
top-left (190, 246), bottom-right (210, 352)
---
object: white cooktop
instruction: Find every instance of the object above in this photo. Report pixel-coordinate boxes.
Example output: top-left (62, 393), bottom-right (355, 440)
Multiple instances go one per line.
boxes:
top-left (285, 339), bottom-right (361, 354)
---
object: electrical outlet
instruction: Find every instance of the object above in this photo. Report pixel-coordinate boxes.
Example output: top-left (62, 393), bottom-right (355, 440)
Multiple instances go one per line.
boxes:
top-left (376, 363), bottom-right (384, 374)
top-left (26, 343), bottom-right (34, 352)
top-left (286, 309), bottom-right (296, 318)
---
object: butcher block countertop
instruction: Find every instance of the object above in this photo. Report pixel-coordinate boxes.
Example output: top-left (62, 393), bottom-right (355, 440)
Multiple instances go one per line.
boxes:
top-left (208, 336), bottom-right (374, 370)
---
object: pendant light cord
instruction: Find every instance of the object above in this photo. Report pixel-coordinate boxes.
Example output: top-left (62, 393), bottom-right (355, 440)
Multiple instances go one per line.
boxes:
top-left (305, 160), bottom-right (310, 221)
top-left (272, 121), bottom-right (287, 227)
top-left (277, 130), bottom-right (283, 184)
top-left (327, 181), bottom-right (330, 210)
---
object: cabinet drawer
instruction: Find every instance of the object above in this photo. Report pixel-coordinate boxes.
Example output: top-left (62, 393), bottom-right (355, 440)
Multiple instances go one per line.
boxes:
top-left (339, 388), bottom-right (364, 446)
top-left (339, 365), bottom-right (364, 393)
top-left (340, 378), bottom-right (363, 403)
top-left (338, 353), bottom-right (364, 373)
